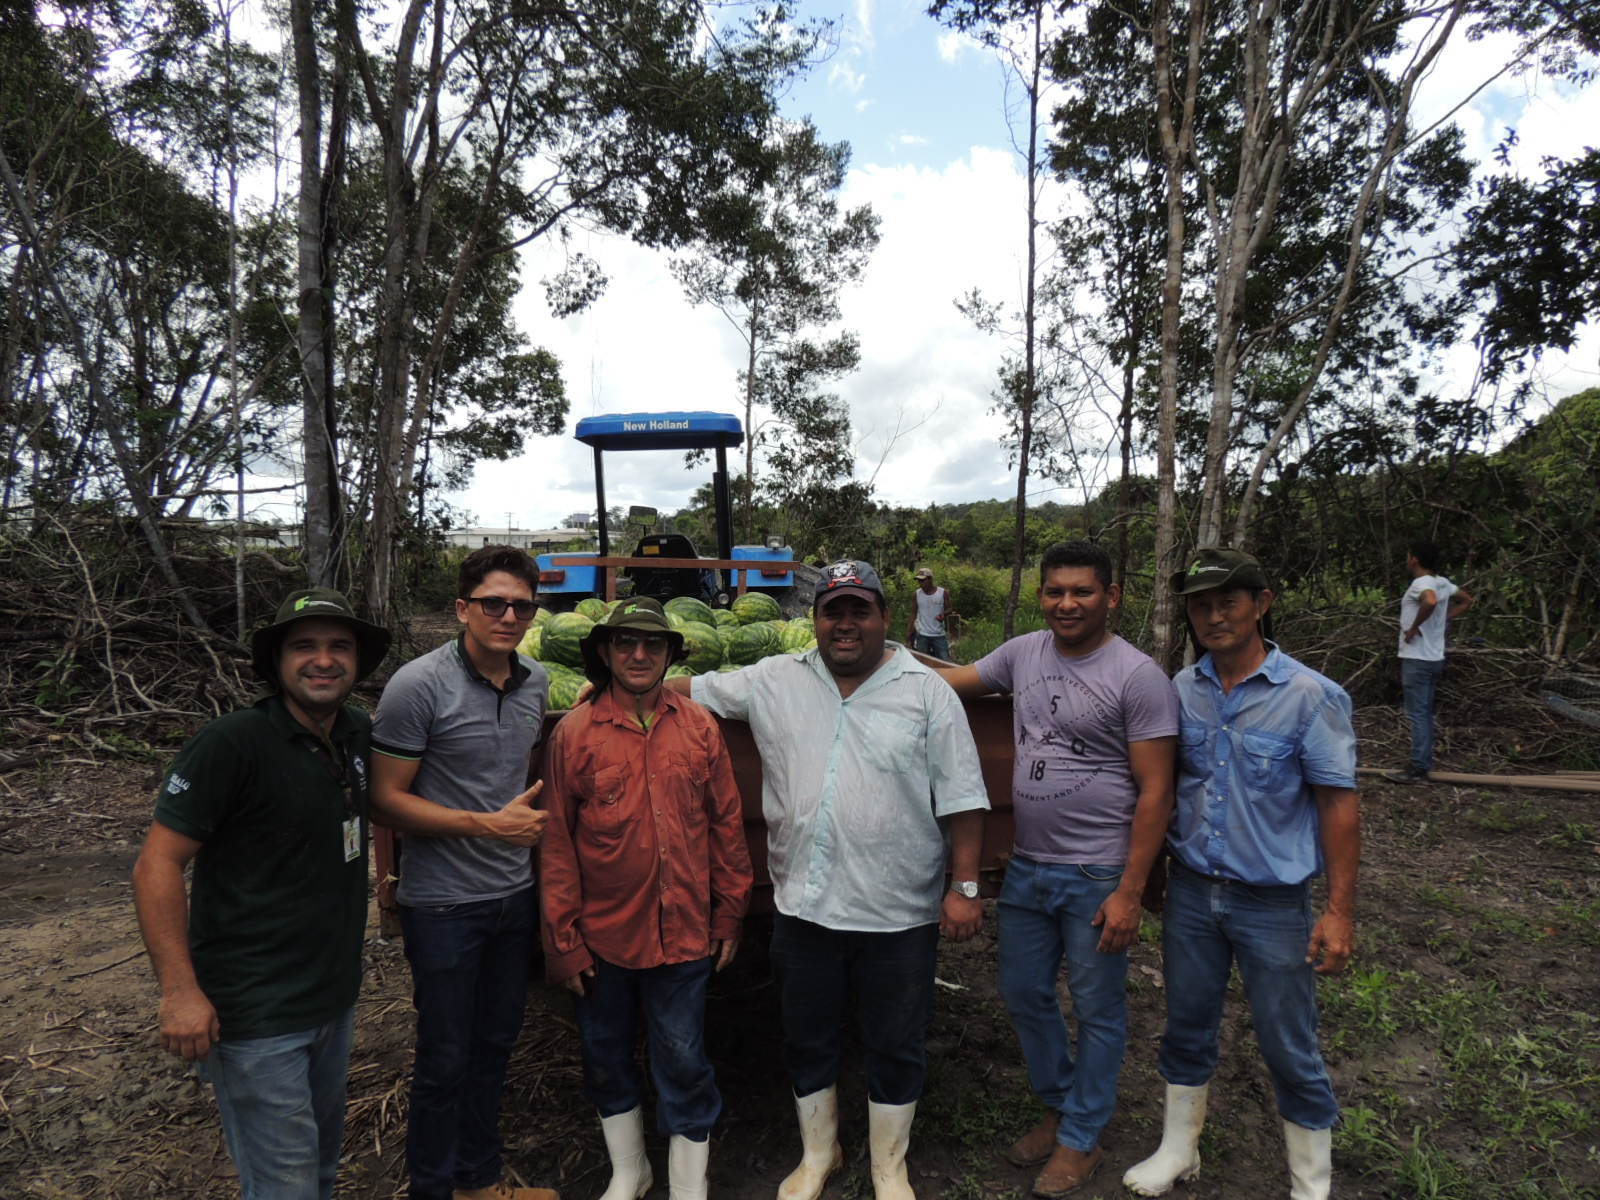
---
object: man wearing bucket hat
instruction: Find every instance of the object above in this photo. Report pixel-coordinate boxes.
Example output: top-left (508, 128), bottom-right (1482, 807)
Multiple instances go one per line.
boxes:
top-left (1123, 548), bottom-right (1360, 1200)
top-left (669, 560), bottom-right (989, 1200)
top-left (539, 598), bottom-right (752, 1200)
top-left (133, 587), bottom-right (390, 1198)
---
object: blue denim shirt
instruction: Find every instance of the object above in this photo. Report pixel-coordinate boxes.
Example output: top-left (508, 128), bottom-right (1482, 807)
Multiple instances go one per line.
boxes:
top-left (1170, 644), bottom-right (1357, 886)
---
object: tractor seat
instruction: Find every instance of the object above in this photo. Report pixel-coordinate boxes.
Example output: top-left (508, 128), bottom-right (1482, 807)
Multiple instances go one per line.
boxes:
top-left (624, 534), bottom-right (718, 604)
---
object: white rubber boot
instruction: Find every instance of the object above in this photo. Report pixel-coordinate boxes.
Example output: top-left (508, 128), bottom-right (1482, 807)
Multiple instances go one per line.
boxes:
top-left (777, 1087), bottom-right (843, 1200)
top-left (866, 1100), bottom-right (916, 1200)
top-left (1122, 1083), bottom-right (1209, 1196)
top-left (1284, 1120), bottom-right (1331, 1200)
top-left (668, 1134), bottom-right (710, 1200)
top-left (599, 1108), bottom-right (653, 1200)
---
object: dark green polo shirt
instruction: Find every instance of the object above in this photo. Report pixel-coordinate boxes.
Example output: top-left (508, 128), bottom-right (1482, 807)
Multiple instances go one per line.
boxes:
top-left (154, 693), bottom-right (371, 1040)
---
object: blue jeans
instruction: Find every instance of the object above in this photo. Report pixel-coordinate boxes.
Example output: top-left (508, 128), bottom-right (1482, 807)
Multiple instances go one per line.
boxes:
top-left (400, 888), bottom-right (536, 1200)
top-left (769, 915), bottom-right (940, 1105)
top-left (997, 856), bottom-right (1128, 1152)
top-left (1401, 657), bottom-right (1445, 772)
top-left (200, 1006), bottom-right (355, 1200)
top-left (575, 956), bottom-right (718, 1139)
top-left (911, 633), bottom-right (951, 661)
top-left (1157, 861), bottom-right (1338, 1129)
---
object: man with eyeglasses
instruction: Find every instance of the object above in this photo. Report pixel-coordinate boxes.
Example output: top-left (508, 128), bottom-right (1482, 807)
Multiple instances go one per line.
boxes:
top-left (539, 598), bottom-right (751, 1200)
top-left (133, 587), bottom-right (390, 1197)
top-left (371, 546), bottom-right (559, 1200)
top-left (668, 560), bottom-right (989, 1200)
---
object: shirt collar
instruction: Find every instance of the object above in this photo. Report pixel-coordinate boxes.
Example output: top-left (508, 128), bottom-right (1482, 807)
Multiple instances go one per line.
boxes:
top-left (1196, 640), bottom-right (1290, 690)
top-left (452, 632), bottom-right (531, 691)
top-left (259, 690), bottom-right (358, 744)
top-left (589, 681), bottom-right (681, 727)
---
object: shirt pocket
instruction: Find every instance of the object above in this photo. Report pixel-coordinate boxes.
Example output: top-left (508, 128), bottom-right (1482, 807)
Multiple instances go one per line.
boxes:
top-left (667, 751), bottom-right (710, 833)
top-left (578, 763), bottom-right (630, 837)
top-left (1179, 725), bottom-right (1211, 781)
top-left (859, 711), bottom-right (925, 775)
top-left (1239, 730), bottom-right (1297, 793)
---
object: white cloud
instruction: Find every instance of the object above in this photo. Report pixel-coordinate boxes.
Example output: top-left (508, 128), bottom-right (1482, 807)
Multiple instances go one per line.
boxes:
top-left (893, 132), bottom-right (930, 147)
top-left (937, 30), bottom-right (978, 64)
top-left (829, 60), bottom-right (867, 96)
top-left (854, 0), bottom-right (876, 54)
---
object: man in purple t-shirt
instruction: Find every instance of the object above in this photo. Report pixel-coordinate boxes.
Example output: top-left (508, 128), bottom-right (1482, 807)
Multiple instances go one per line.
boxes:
top-left (941, 541), bottom-right (1178, 1197)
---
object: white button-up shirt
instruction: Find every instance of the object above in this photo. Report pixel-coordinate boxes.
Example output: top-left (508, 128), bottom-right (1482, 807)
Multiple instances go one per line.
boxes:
top-left (692, 644), bottom-right (989, 932)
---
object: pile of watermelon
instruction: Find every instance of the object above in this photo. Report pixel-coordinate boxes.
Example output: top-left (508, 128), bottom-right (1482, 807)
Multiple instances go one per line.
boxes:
top-left (517, 592), bottom-right (816, 709)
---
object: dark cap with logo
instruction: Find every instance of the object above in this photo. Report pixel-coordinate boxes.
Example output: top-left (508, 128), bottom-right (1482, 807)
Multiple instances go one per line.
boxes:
top-left (249, 587), bottom-right (392, 684)
top-left (815, 560), bottom-right (886, 610)
top-left (1169, 547), bottom-right (1271, 596)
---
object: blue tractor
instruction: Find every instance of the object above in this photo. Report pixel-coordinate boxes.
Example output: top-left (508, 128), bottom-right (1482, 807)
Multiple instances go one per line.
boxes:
top-left (534, 411), bottom-right (806, 611)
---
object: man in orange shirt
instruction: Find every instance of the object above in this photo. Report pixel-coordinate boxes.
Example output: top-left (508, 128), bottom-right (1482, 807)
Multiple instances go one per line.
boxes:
top-left (539, 599), bottom-right (753, 1200)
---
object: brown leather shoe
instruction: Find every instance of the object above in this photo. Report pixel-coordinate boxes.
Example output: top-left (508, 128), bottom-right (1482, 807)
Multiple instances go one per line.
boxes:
top-left (1031, 1144), bottom-right (1103, 1197)
top-left (453, 1183), bottom-right (560, 1200)
top-left (1005, 1112), bottom-right (1062, 1167)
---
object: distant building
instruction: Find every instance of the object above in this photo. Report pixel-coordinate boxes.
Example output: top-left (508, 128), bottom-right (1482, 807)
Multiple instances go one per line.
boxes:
top-left (443, 526), bottom-right (595, 552)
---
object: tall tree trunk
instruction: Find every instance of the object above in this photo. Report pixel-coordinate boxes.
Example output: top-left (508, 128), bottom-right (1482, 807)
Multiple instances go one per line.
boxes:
top-left (1150, 0), bottom-right (1201, 668)
top-left (291, 0), bottom-right (344, 588)
top-left (1006, 2), bottom-right (1045, 640)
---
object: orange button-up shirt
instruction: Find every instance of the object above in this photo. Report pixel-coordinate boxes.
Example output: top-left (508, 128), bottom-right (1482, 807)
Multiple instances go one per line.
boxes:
top-left (539, 687), bottom-right (752, 982)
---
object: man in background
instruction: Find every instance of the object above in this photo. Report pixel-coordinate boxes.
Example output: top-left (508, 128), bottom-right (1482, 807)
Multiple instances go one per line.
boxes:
top-left (1390, 540), bottom-right (1473, 783)
top-left (133, 587), bottom-right (390, 1198)
top-left (906, 566), bottom-right (953, 660)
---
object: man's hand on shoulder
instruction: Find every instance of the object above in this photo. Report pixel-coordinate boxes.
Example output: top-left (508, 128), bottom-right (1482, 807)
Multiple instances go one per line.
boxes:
top-left (1092, 886), bottom-right (1143, 953)
top-left (159, 984), bottom-right (220, 1061)
top-left (1306, 910), bottom-right (1354, 975)
top-left (475, 780), bottom-right (549, 847)
top-left (939, 891), bottom-right (983, 942)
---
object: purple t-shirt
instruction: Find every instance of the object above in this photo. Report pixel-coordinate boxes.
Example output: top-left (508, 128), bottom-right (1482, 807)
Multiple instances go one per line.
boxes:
top-left (977, 631), bottom-right (1179, 864)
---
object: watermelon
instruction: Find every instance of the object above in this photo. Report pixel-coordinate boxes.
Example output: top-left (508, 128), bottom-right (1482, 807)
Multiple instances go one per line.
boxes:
top-left (575, 597), bottom-right (609, 622)
top-left (780, 619), bottom-right (816, 652)
top-left (517, 624), bottom-right (544, 661)
top-left (731, 592), bottom-right (781, 625)
top-left (664, 596), bottom-right (716, 627)
top-left (542, 612), bottom-right (593, 668)
top-left (712, 609), bottom-right (739, 629)
top-left (725, 620), bottom-right (783, 666)
top-left (545, 663), bottom-right (588, 710)
top-left (677, 622), bottom-right (724, 675)
top-left (666, 664), bottom-right (693, 680)
top-left (532, 606), bottom-right (553, 626)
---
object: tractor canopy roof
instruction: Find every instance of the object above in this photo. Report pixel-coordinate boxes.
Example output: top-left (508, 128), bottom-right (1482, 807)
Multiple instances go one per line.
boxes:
top-left (574, 412), bottom-right (743, 452)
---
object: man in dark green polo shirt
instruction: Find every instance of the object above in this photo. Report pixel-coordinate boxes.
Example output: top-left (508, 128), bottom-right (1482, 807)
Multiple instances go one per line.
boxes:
top-left (133, 588), bottom-right (389, 1199)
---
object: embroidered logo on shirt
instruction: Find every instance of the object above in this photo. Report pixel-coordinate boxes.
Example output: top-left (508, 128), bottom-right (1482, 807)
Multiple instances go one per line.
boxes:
top-left (166, 773), bottom-right (191, 794)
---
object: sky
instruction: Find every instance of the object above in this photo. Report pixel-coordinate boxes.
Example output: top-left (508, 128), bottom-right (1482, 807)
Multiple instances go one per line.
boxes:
top-left (439, 1), bottom-right (1600, 534)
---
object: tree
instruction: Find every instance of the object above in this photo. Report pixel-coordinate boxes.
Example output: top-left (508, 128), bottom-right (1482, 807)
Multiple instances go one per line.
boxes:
top-left (671, 111), bottom-right (879, 544)
top-left (932, 0), bottom-right (1058, 638)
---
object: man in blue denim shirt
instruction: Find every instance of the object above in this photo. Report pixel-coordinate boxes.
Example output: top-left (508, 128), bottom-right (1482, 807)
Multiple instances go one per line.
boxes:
top-left (1124, 549), bottom-right (1360, 1200)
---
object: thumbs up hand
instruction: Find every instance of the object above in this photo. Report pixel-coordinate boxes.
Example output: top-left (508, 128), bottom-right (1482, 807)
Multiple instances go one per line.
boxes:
top-left (478, 780), bottom-right (549, 846)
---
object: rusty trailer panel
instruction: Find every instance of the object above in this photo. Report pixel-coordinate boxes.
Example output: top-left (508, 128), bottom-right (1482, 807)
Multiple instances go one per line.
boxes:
top-left (372, 687), bottom-right (1017, 932)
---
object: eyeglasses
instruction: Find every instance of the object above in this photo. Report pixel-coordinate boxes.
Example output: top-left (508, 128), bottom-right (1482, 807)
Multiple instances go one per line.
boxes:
top-left (466, 596), bottom-right (538, 620)
top-left (611, 633), bottom-right (670, 655)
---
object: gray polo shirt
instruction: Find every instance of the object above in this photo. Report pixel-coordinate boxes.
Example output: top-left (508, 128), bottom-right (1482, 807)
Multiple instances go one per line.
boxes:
top-left (373, 635), bottom-right (548, 906)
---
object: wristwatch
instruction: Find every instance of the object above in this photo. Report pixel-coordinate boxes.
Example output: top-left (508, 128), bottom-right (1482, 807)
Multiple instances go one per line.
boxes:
top-left (949, 880), bottom-right (980, 899)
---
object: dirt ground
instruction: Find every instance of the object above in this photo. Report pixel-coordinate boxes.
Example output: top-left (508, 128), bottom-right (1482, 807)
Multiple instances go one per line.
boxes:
top-left (2, 728), bottom-right (1597, 1200)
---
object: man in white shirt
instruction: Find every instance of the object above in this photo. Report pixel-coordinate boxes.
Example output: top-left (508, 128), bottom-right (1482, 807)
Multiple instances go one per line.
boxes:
top-left (670, 560), bottom-right (988, 1200)
top-left (905, 567), bottom-right (952, 660)
top-left (1389, 540), bottom-right (1473, 783)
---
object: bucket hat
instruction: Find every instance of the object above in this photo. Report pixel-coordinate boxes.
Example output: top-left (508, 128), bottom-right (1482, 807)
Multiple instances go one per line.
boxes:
top-left (249, 587), bottom-right (391, 684)
top-left (579, 598), bottom-right (687, 689)
top-left (1169, 547), bottom-right (1271, 596)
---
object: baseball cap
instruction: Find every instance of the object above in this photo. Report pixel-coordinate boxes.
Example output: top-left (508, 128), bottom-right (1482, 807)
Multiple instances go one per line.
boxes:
top-left (914, 567), bottom-right (933, 580)
top-left (249, 587), bottom-right (392, 684)
top-left (815, 560), bottom-right (886, 610)
top-left (1169, 547), bottom-right (1271, 596)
